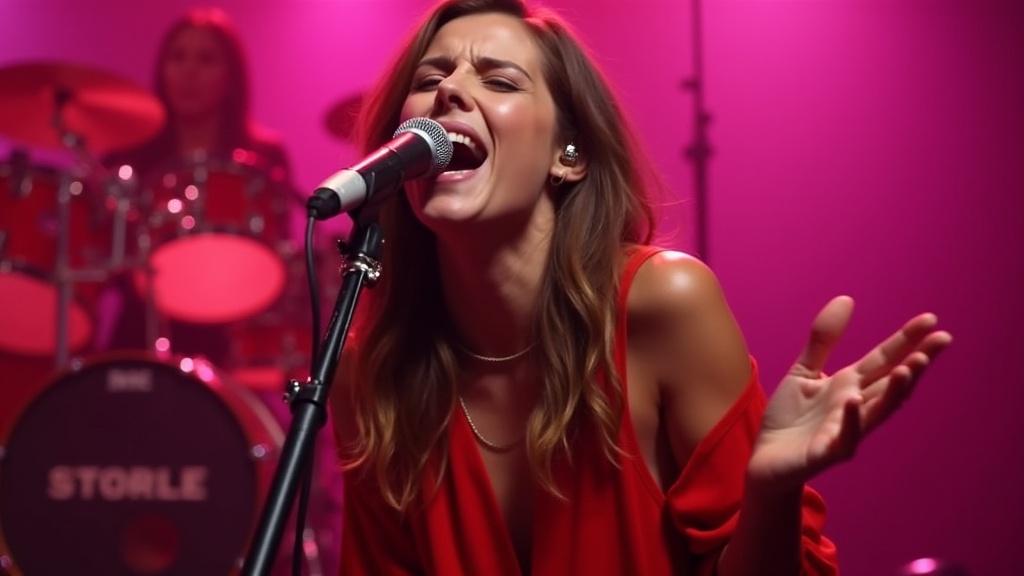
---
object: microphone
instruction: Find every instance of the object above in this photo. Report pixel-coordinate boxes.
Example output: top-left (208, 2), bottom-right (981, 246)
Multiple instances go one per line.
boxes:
top-left (307, 117), bottom-right (453, 219)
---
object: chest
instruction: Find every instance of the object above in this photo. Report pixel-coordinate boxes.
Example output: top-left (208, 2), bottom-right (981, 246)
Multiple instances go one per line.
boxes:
top-left (477, 447), bottom-right (534, 569)
top-left (453, 338), bottom-right (670, 571)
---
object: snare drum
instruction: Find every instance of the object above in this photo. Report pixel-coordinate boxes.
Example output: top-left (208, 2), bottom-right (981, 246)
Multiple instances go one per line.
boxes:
top-left (137, 154), bottom-right (291, 325)
top-left (0, 157), bottom-right (99, 355)
top-left (0, 355), bottom-right (283, 575)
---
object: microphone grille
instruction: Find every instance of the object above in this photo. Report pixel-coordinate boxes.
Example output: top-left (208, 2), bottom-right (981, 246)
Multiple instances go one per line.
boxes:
top-left (395, 117), bottom-right (453, 174)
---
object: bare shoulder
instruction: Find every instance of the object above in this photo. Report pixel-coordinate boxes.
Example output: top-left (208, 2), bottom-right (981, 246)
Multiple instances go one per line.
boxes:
top-left (626, 249), bottom-right (752, 453)
top-left (627, 250), bottom-right (722, 317)
top-left (626, 250), bottom-right (738, 345)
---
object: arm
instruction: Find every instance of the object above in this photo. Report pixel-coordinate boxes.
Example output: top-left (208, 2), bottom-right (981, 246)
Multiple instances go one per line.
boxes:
top-left (724, 296), bottom-right (951, 574)
top-left (633, 252), bottom-right (951, 575)
top-left (629, 252), bottom-right (806, 574)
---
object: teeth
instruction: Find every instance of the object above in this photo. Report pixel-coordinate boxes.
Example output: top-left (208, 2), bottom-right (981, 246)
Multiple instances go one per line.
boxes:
top-left (446, 131), bottom-right (478, 153)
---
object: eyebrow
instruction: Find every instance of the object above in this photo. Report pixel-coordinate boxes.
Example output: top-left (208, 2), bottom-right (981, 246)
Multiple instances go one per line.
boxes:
top-left (415, 55), bottom-right (533, 81)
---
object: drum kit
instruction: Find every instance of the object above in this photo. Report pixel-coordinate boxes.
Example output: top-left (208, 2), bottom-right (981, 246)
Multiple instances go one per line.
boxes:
top-left (0, 62), bottom-right (353, 575)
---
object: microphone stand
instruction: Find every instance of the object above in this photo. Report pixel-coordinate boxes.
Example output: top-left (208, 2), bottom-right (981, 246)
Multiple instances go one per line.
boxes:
top-left (241, 209), bottom-right (384, 576)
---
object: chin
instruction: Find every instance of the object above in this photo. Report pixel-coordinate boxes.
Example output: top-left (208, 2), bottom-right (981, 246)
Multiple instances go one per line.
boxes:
top-left (415, 195), bottom-right (485, 231)
top-left (408, 175), bottom-right (488, 223)
top-left (171, 99), bottom-right (217, 119)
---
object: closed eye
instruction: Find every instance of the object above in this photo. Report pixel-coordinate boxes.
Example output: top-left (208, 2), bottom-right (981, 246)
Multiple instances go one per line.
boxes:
top-left (412, 76), bottom-right (443, 91)
top-left (484, 78), bottom-right (519, 91)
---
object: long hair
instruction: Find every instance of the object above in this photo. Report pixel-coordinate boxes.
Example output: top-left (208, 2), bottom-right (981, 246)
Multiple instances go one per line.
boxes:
top-left (151, 7), bottom-right (252, 152)
top-left (342, 0), bottom-right (658, 511)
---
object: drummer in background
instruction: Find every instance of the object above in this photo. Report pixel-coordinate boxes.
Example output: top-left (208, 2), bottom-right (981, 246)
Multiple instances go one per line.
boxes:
top-left (107, 7), bottom-right (290, 189)
top-left (98, 8), bottom-right (342, 574)
top-left (97, 7), bottom-right (293, 360)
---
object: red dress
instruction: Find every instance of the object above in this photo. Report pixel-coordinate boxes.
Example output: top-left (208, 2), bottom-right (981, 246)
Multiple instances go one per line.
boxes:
top-left (336, 246), bottom-right (840, 575)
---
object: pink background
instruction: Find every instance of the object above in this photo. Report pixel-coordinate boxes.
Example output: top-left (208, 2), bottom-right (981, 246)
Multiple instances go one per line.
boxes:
top-left (2, 0), bottom-right (1021, 574)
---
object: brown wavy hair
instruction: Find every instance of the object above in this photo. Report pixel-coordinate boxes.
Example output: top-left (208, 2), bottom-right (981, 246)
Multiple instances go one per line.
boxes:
top-left (340, 0), bottom-right (658, 510)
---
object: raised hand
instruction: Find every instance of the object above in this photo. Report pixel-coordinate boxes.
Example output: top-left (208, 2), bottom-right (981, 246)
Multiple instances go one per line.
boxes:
top-left (746, 296), bottom-right (953, 491)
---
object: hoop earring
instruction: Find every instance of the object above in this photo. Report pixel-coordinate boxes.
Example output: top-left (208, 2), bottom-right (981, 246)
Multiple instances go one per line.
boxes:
top-left (549, 171), bottom-right (567, 186)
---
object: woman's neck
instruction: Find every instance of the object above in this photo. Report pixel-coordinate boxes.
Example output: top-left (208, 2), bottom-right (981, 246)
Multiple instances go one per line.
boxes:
top-left (174, 113), bottom-right (224, 156)
top-left (436, 208), bottom-right (554, 359)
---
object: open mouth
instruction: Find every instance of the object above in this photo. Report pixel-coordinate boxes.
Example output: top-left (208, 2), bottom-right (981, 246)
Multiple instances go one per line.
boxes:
top-left (443, 131), bottom-right (487, 173)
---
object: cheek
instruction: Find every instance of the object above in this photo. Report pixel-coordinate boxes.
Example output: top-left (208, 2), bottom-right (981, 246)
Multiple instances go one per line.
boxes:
top-left (162, 63), bottom-right (182, 92)
top-left (491, 100), bottom-right (556, 172)
top-left (400, 93), bottom-right (431, 122)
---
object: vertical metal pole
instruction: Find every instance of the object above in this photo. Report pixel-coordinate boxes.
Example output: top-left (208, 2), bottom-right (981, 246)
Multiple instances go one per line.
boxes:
top-left (683, 0), bottom-right (714, 263)
top-left (54, 174), bottom-right (72, 368)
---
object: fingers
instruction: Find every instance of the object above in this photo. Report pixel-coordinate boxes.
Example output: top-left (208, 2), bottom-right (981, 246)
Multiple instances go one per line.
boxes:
top-left (861, 363), bottom-right (915, 431)
top-left (860, 332), bottom-right (951, 431)
top-left (833, 396), bottom-right (862, 461)
top-left (801, 319), bottom-right (953, 476)
top-left (854, 313), bottom-right (947, 382)
top-left (794, 295), bottom-right (855, 377)
top-left (862, 349), bottom-right (931, 403)
top-left (920, 329), bottom-right (954, 357)
top-left (807, 394), bottom-right (862, 467)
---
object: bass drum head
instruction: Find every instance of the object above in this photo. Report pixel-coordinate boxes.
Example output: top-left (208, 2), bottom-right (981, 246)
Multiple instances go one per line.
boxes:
top-left (0, 355), bottom-right (281, 575)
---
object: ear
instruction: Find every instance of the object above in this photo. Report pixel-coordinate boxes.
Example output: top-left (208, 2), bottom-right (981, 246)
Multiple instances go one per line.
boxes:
top-left (549, 141), bottom-right (587, 184)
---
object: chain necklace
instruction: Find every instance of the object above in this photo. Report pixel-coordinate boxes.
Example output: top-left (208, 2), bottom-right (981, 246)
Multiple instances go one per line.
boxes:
top-left (458, 396), bottom-right (524, 452)
top-left (453, 341), bottom-right (536, 363)
top-left (454, 340), bottom-right (532, 450)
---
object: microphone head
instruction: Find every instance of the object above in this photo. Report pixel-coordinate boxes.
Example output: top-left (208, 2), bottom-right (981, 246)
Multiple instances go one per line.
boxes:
top-left (395, 117), bottom-right (453, 176)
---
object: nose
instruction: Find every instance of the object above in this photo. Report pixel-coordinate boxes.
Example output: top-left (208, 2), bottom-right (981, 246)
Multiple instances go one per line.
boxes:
top-left (433, 72), bottom-right (474, 115)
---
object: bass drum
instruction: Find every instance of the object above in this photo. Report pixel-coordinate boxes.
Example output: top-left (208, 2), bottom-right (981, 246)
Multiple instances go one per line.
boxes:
top-left (0, 355), bottom-right (294, 575)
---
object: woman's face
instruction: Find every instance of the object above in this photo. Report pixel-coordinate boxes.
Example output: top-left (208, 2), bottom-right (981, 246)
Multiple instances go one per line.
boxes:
top-left (401, 13), bottom-right (562, 234)
top-left (161, 26), bottom-right (230, 121)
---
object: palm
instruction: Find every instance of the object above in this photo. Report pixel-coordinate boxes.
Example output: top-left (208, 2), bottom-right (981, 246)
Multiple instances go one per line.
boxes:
top-left (748, 296), bottom-right (952, 491)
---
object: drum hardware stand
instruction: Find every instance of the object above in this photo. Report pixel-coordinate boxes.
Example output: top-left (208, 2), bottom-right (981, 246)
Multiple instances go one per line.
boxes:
top-left (135, 225), bottom-right (165, 355)
top-left (51, 87), bottom-right (150, 358)
top-left (189, 149), bottom-right (211, 231)
top-left (104, 165), bottom-right (138, 270)
top-left (242, 210), bottom-right (384, 576)
top-left (48, 86), bottom-right (144, 366)
top-left (131, 164), bottom-right (169, 353)
top-left (51, 88), bottom-right (101, 368)
top-left (54, 167), bottom-right (75, 368)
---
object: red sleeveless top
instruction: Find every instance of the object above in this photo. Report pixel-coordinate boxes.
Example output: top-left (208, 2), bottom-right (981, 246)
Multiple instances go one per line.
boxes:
top-left (336, 246), bottom-right (839, 575)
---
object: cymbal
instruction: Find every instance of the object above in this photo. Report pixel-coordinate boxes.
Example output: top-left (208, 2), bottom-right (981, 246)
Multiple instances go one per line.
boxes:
top-left (0, 60), bottom-right (165, 154)
top-left (323, 92), bottom-right (364, 142)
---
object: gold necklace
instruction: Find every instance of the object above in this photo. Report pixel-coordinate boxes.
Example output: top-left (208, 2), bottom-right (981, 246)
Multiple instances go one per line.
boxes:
top-left (458, 396), bottom-right (523, 452)
top-left (454, 341), bottom-right (536, 363)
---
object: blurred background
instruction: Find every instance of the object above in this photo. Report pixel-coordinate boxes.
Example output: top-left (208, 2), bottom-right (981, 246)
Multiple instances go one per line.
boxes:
top-left (0, 0), bottom-right (1020, 575)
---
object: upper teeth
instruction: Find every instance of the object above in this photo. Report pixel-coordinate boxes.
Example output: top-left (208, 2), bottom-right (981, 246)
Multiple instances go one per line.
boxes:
top-left (447, 131), bottom-right (478, 153)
